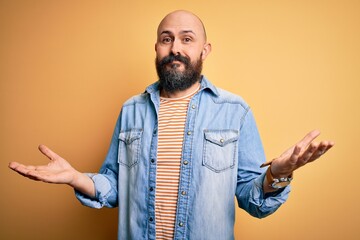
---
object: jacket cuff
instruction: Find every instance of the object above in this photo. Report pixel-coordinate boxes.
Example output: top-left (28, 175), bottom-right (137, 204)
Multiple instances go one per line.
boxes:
top-left (250, 171), bottom-right (291, 215)
top-left (75, 173), bottom-right (111, 209)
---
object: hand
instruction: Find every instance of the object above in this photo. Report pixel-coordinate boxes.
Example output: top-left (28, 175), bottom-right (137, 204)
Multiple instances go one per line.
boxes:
top-left (9, 145), bottom-right (96, 197)
top-left (8, 145), bottom-right (78, 185)
top-left (264, 130), bottom-right (335, 178)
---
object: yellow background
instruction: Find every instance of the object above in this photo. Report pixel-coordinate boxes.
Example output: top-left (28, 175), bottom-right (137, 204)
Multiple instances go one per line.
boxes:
top-left (1, 0), bottom-right (359, 239)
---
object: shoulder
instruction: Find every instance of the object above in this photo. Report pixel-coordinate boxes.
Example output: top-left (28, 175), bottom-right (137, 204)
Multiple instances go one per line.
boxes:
top-left (122, 93), bottom-right (149, 107)
top-left (122, 81), bottom-right (159, 107)
top-left (204, 86), bottom-right (250, 111)
top-left (201, 76), bottom-right (249, 110)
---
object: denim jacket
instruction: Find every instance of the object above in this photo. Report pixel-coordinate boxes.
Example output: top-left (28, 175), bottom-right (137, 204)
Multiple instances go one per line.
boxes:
top-left (76, 76), bottom-right (290, 240)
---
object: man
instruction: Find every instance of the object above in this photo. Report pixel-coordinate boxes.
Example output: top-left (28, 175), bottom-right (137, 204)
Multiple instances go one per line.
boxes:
top-left (9, 10), bottom-right (334, 240)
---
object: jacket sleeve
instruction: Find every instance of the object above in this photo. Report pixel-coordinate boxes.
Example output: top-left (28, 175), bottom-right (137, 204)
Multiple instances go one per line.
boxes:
top-left (235, 108), bottom-right (290, 218)
top-left (75, 112), bottom-right (121, 209)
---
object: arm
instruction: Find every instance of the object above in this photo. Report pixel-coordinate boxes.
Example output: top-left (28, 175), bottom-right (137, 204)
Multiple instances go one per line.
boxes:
top-left (235, 109), bottom-right (291, 218)
top-left (75, 113), bottom-right (121, 208)
top-left (8, 144), bottom-right (95, 198)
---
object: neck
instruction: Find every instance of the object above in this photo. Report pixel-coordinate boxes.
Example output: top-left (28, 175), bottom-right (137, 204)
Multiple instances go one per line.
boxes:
top-left (160, 82), bottom-right (201, 98)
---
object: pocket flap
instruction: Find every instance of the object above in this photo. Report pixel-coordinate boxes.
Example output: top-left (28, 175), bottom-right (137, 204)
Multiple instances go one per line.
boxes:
top-left (119, 129), bottom-right (143, 145)
top-left (204, 130), bottom-right (239, 147)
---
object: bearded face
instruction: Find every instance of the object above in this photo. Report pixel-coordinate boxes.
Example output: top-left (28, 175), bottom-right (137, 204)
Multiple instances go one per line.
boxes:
top-left (156, 53), bottom-right (203, 93)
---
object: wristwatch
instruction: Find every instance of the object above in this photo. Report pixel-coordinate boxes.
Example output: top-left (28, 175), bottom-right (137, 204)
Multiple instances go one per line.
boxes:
top-left (265, 165), bottom-right (293, 189)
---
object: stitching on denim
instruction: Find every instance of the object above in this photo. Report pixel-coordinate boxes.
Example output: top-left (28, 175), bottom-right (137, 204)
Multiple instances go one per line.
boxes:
top-left (240, 106), bottom-right (251, 129)
top-left (123, 94), bottom-right (149, 107)
top-left (203, 129), bottom-right (238, 173)
top-left (118, 129), bottom-right (143, 168)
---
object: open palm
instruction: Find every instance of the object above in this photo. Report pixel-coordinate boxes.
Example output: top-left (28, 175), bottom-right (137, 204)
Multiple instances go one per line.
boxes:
top-left (9, 145), bottom-right (77, 185)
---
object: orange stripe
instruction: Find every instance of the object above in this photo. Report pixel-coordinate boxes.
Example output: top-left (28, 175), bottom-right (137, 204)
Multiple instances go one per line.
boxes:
top-left (155, 93), bottom-right (195, 239)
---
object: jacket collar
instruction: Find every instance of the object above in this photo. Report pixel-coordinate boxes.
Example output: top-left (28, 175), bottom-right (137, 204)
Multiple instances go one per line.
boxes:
top-left (145, 75), bottom-right (220, 97)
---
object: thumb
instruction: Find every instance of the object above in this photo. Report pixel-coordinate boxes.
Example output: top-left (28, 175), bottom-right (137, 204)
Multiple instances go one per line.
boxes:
top-left (38, 144), bottom-right (59, 161)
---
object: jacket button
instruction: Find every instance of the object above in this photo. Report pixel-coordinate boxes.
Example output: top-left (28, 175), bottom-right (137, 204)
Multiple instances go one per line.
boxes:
top-left (179, 222), bottom-right (184, 227)
top-left (183, 160), bottom-right (188, 165)
top-left (149, 217), bottom-right (153, 222)
top-left (181, 191), bottom-right (186, 195)
top-left (187, 131), bottom-right (192, 135)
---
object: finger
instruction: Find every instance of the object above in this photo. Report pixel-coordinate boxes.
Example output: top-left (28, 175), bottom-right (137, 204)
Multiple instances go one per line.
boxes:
top-left (316, 141), bottom-right (330, 155)
top-left (9, 162), bottom-right (41, 180)
top-left (25, 170), bottom-right (48, 181)
top-left (26, 170), bottom-right (62, 184)
top-left (298, 142), bottom-right (319, 164)
top-left (308, 141), bottom-right (335, 162)
top-left (296, 130), bottom-right (321, 150)
top-left (8, 161), bottom-right (20, 170)
top-left (20, 171), bottom-right (42, 181)
top-left (12, 164), bottom-right (54, 181)
top-left (9, 162), bottom-right (34, 173)
top-left (288, 144), bottom-right (302, 165)
top-left (38, 144), bottom-right (59, 161)
top-left (9, 162), bottom-right (49, 172)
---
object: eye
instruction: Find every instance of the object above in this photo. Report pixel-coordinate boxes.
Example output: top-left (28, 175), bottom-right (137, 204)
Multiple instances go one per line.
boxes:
top-left (183, 37), bottom-right (192, 43)
top-left (162, 37), bottom-right (172, 43)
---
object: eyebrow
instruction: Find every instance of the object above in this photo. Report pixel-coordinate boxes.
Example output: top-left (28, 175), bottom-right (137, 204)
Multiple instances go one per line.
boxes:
top-left (160, 30), bottom-right (196, 36)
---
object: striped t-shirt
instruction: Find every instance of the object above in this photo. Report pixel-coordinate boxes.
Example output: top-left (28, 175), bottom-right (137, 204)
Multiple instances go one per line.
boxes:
top-left (155, 87), bottom-right (199, 239)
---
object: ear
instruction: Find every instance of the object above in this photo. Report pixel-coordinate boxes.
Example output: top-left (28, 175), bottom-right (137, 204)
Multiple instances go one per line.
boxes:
top-left (201, 43), bottom-right (212, 60)
top-left (155, 43), bottom-right (158, 52)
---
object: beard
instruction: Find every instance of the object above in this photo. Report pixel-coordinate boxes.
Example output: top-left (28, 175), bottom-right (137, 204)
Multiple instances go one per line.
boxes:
top-left (155, 53), bottom-right (203, 93)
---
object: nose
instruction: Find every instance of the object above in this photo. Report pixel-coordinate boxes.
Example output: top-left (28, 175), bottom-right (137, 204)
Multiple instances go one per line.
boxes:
top-left (171, 39), bottom-right (181, 56)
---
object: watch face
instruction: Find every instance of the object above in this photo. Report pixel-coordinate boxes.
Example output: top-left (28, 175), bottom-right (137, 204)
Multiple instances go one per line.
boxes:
top-left (266, 166), bottom-right (292, 189)
top-left (271, 176), bottom-right (292, 189)
top-left (272, 180), bottom-right (291, 188)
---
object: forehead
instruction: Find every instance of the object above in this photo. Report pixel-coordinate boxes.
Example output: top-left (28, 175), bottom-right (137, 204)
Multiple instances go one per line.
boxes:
top-left (157, 12), bottom-right (204, 38)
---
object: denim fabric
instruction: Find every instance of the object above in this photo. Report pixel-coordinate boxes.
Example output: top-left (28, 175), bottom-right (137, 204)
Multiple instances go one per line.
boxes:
top-left (75, 76), bottom-right (290, 240)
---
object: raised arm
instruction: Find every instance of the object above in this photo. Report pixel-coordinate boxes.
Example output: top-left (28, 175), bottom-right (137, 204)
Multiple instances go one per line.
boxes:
top-left (8, 145), bottom-right (95, 198)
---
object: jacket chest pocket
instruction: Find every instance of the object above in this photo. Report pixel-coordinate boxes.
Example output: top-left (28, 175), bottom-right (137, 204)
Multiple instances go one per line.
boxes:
top-left (203, 129), bottom-right (239, 173)
top-left (118, 129), bottom-right (143, 168)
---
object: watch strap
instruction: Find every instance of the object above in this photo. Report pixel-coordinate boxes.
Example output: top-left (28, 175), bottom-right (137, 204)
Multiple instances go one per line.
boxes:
top-left (265, 164), bottom-right (293, 189)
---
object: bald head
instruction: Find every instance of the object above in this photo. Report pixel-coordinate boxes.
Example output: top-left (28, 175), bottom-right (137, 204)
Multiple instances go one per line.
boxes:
top-left (157, 10), bottom-right (207, 43)
top-left (155, 10), bottom-right (212, 96)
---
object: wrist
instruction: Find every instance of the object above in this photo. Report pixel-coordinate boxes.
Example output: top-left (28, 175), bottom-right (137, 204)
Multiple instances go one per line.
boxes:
top-left (68, 170), bottom-right (81, 188)
top-left (261, 161), bottom-right (293, 192)
top-left (263, 159), bottom-right (292, 179)
top-left (267, 166), bottom-right (293, 189)
top-left (270, 165), bottom-right (293, 179)
top-left (70, 171), bottom-right (96, 197)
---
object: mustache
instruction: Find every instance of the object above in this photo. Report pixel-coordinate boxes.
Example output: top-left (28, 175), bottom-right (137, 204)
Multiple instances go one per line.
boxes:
top-left (158, 53), bottom-right (190, 66)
